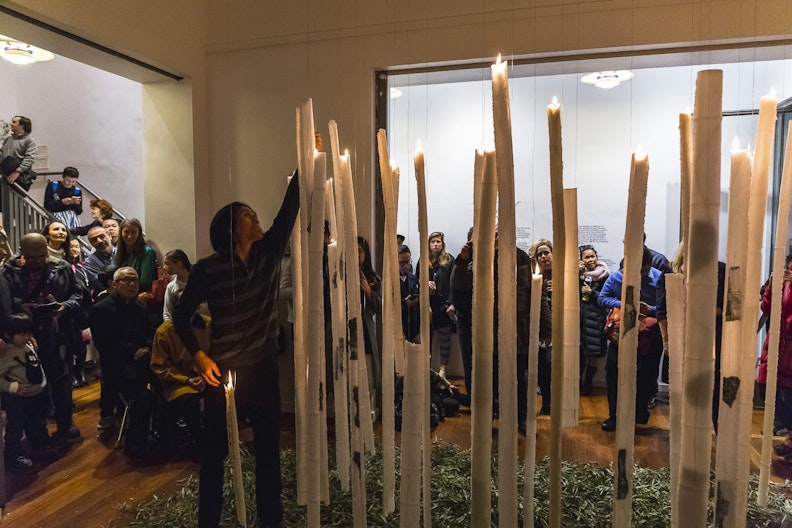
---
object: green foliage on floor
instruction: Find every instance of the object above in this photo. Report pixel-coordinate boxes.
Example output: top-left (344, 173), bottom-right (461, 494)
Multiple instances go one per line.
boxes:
top-left (120, 443), bottom-right (792, 527)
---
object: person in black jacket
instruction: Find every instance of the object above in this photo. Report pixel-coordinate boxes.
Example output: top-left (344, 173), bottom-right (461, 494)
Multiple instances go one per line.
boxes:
top-left (44, 166), bottom-right (83, 230)
top-left (578, 245), bottom-right (610, 395)
top-left (89, 267), bottom-right (155, 457)
top-left (398, 245), bottom-right (421, 343)
top-left (446, 228), bottom-right (474, 396)
top-left (2, 233), bottom-right (83, 443)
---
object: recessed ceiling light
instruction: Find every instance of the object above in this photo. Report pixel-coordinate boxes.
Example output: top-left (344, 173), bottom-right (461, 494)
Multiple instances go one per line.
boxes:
top-left (0, 35), bottom-right (54, 65)
top-left (581, 70), bottom-right (634, 89)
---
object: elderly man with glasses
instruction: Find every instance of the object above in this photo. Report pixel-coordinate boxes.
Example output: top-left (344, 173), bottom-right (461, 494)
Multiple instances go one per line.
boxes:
top-left (89, 266), bottom-right (156, 458)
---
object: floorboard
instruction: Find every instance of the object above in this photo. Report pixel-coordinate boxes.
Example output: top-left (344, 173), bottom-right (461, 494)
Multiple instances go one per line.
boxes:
top-left (1, 376), bottom-right (784, 527)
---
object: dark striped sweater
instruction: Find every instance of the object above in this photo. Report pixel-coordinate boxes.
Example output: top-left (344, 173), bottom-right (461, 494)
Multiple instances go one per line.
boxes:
top-left (173, 176), bottom-right (299, 367)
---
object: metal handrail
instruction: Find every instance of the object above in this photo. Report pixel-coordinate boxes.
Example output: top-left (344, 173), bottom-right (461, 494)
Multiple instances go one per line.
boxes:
top-left (40, 173), bottom-right (127, 221)
top-left (1, 179), bottom-right (92, 255)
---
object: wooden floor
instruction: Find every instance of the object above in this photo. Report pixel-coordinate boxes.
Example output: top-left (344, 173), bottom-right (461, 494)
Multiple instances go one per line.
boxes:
top-left (1, 374), bottom-right (783, 527)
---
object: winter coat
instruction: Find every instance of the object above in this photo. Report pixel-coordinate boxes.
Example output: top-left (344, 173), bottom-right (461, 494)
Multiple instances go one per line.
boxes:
top-left (2, 257), bottom-right (82, 379)
top-left (758, 280), bottom-right (792, 387)
top-left (580, 261), bottom-right (610, 358)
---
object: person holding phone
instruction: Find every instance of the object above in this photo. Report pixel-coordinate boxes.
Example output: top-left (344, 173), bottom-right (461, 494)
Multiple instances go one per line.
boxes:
top-left (398, 244), bottom-right (420, 343)
top-left (44, 166), bottom-right (83, 230)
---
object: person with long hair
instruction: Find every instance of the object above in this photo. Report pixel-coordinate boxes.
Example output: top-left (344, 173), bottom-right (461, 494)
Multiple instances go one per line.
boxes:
top-left (528, 238), bottom-right (554, 415)
top-left (578, 244), bottom-right (610, 395)
top-left (114, 218), bottom-right (157, 292)
top-left (68, 238), bottom-right (91, 387)
top-left (417, 231), bottom-right (454, 379)
top-left (41, 220), bottom-right (76, 264)
top-left (358, 236), bottom-right (382, 394)
top-left (162, 249), bottom-right (192, 321)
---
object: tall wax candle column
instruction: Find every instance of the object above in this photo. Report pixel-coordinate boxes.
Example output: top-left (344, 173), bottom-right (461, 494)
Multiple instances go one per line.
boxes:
top-left (665, 273), bottom-right (686, 528)
top-left (677, 69), bottom-right (722, 527)
top-left (399, 341), bottom-right (425, 528)
top-left (414, 147), bottom-right (432, 528)
top-left (327, 123), bottom-right (352, 491)
top-left (737, 91), bottom-right (776, 513)
top-left (338, 157), bottom-right (368, 527)
top-left (712, 144), bottom-right (751, 527)
top-left (343, 159), bottom-right (377, 455)
top-left (758, 127), bottom-right (792, 507)
top-left (523, 268), bottom-right (543, 528)
top-left (392, 167), bottom-right (405, 373)
top-left (491, 55), bottom-right (519, 527)
top-left (325, 172), bottom-right (351, 493)
top-left (470, 150), bottom-right (497, 527)
top-left (305, 152), bottom-right (327, 526)
top-left (562, 188), bottom-right (580, 427)
top-left (377, 129), bottom-right (401, 514)
top-left (546, 97), bottom-right (566, 528)
top-left (294, 101), bottom-right (317, 505)
top-left (225, 372), bottom-right (247, 528)
top-left (612, 151), bottom-right (650, 528)
top-left (679, 112), bottom-right (693, 249)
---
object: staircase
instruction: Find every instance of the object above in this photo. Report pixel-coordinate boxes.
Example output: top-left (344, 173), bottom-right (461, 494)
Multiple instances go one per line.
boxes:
top-left (0, 173), bottom-right (123, 254)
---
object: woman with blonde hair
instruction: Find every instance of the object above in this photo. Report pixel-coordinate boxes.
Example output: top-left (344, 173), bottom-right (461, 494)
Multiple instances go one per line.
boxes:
top-left (417, 231), bottom-right (454, 379)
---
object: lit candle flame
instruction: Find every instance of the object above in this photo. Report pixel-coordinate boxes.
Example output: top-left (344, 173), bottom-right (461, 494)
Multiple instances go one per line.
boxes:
top-left (416, 140), bottom-right (423, 154)
top-left (769, 88), bottom-right (777, 99)
top-left (685, 106), bottom-right (692, 115)
top-left (534, 262), bottom-right (541, 276)
top-left (635, 146), bottom-right (647, 160)
top-left (226, 371), bottom-right (234, 389)
top-left (344, 149), bottom-right (349, 158)
top-left (548, 96), bottom-right (560, 110)
top-left (496, 53), bottom-right (502, 65)
top-left (731, 137), bottom-right (740, 151)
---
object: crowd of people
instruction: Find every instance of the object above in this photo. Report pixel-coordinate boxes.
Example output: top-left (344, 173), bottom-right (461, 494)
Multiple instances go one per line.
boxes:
top-left (4, 115), bottom-right (792, 526)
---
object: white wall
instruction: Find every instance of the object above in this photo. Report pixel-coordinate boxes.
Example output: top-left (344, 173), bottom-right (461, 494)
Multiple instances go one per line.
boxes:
top-left (389, 60), bottom-right (792, 269)
top-left (0, 55), bottom-right (144, 222)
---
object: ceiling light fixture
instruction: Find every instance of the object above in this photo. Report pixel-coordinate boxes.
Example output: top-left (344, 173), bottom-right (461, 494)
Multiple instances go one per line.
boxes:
top-left (581, 70), bottom-right (634, 89)
top-left (0, 35), bottom-right (55, 65)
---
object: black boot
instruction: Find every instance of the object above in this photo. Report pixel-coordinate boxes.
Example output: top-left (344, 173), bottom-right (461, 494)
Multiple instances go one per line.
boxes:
top-left (580, 365), bottom-right (597, 396)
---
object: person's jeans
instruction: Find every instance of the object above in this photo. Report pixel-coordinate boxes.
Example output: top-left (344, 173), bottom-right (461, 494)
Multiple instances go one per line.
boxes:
top-left (198, 356), bottom-right (282, 528)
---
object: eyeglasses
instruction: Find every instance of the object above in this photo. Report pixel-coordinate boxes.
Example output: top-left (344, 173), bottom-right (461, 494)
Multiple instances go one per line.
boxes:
top-left (398, 259), bottom-right (412, 266)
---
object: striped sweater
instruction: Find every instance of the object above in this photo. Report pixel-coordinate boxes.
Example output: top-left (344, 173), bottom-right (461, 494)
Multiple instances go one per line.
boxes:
top-left (173, 176), bottom-right (299, 367)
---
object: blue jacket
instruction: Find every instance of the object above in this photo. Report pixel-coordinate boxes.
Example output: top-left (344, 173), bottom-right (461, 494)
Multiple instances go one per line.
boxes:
top-left (598, 267), bottom-right (666, 321)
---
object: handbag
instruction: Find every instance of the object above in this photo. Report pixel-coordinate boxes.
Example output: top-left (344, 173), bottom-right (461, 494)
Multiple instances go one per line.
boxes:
top-left (0, 156), bottom-right (37, 192)
top-left (604, 306), bottom-right (658, 353)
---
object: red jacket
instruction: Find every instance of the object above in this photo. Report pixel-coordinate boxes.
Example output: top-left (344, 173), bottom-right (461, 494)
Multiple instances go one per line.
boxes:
top-left (758, 280), bottom-right (792, 387)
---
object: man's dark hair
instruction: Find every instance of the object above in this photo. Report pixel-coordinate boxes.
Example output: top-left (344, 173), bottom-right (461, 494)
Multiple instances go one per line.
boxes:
top-left (398, 244), bottom-right (411, 256)
top-left (209, 202), bottom-right (249, 255)
top-left (62, 166), bottom-right (79, 179)
top-left (15, 115), bottom-right (31, 134)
